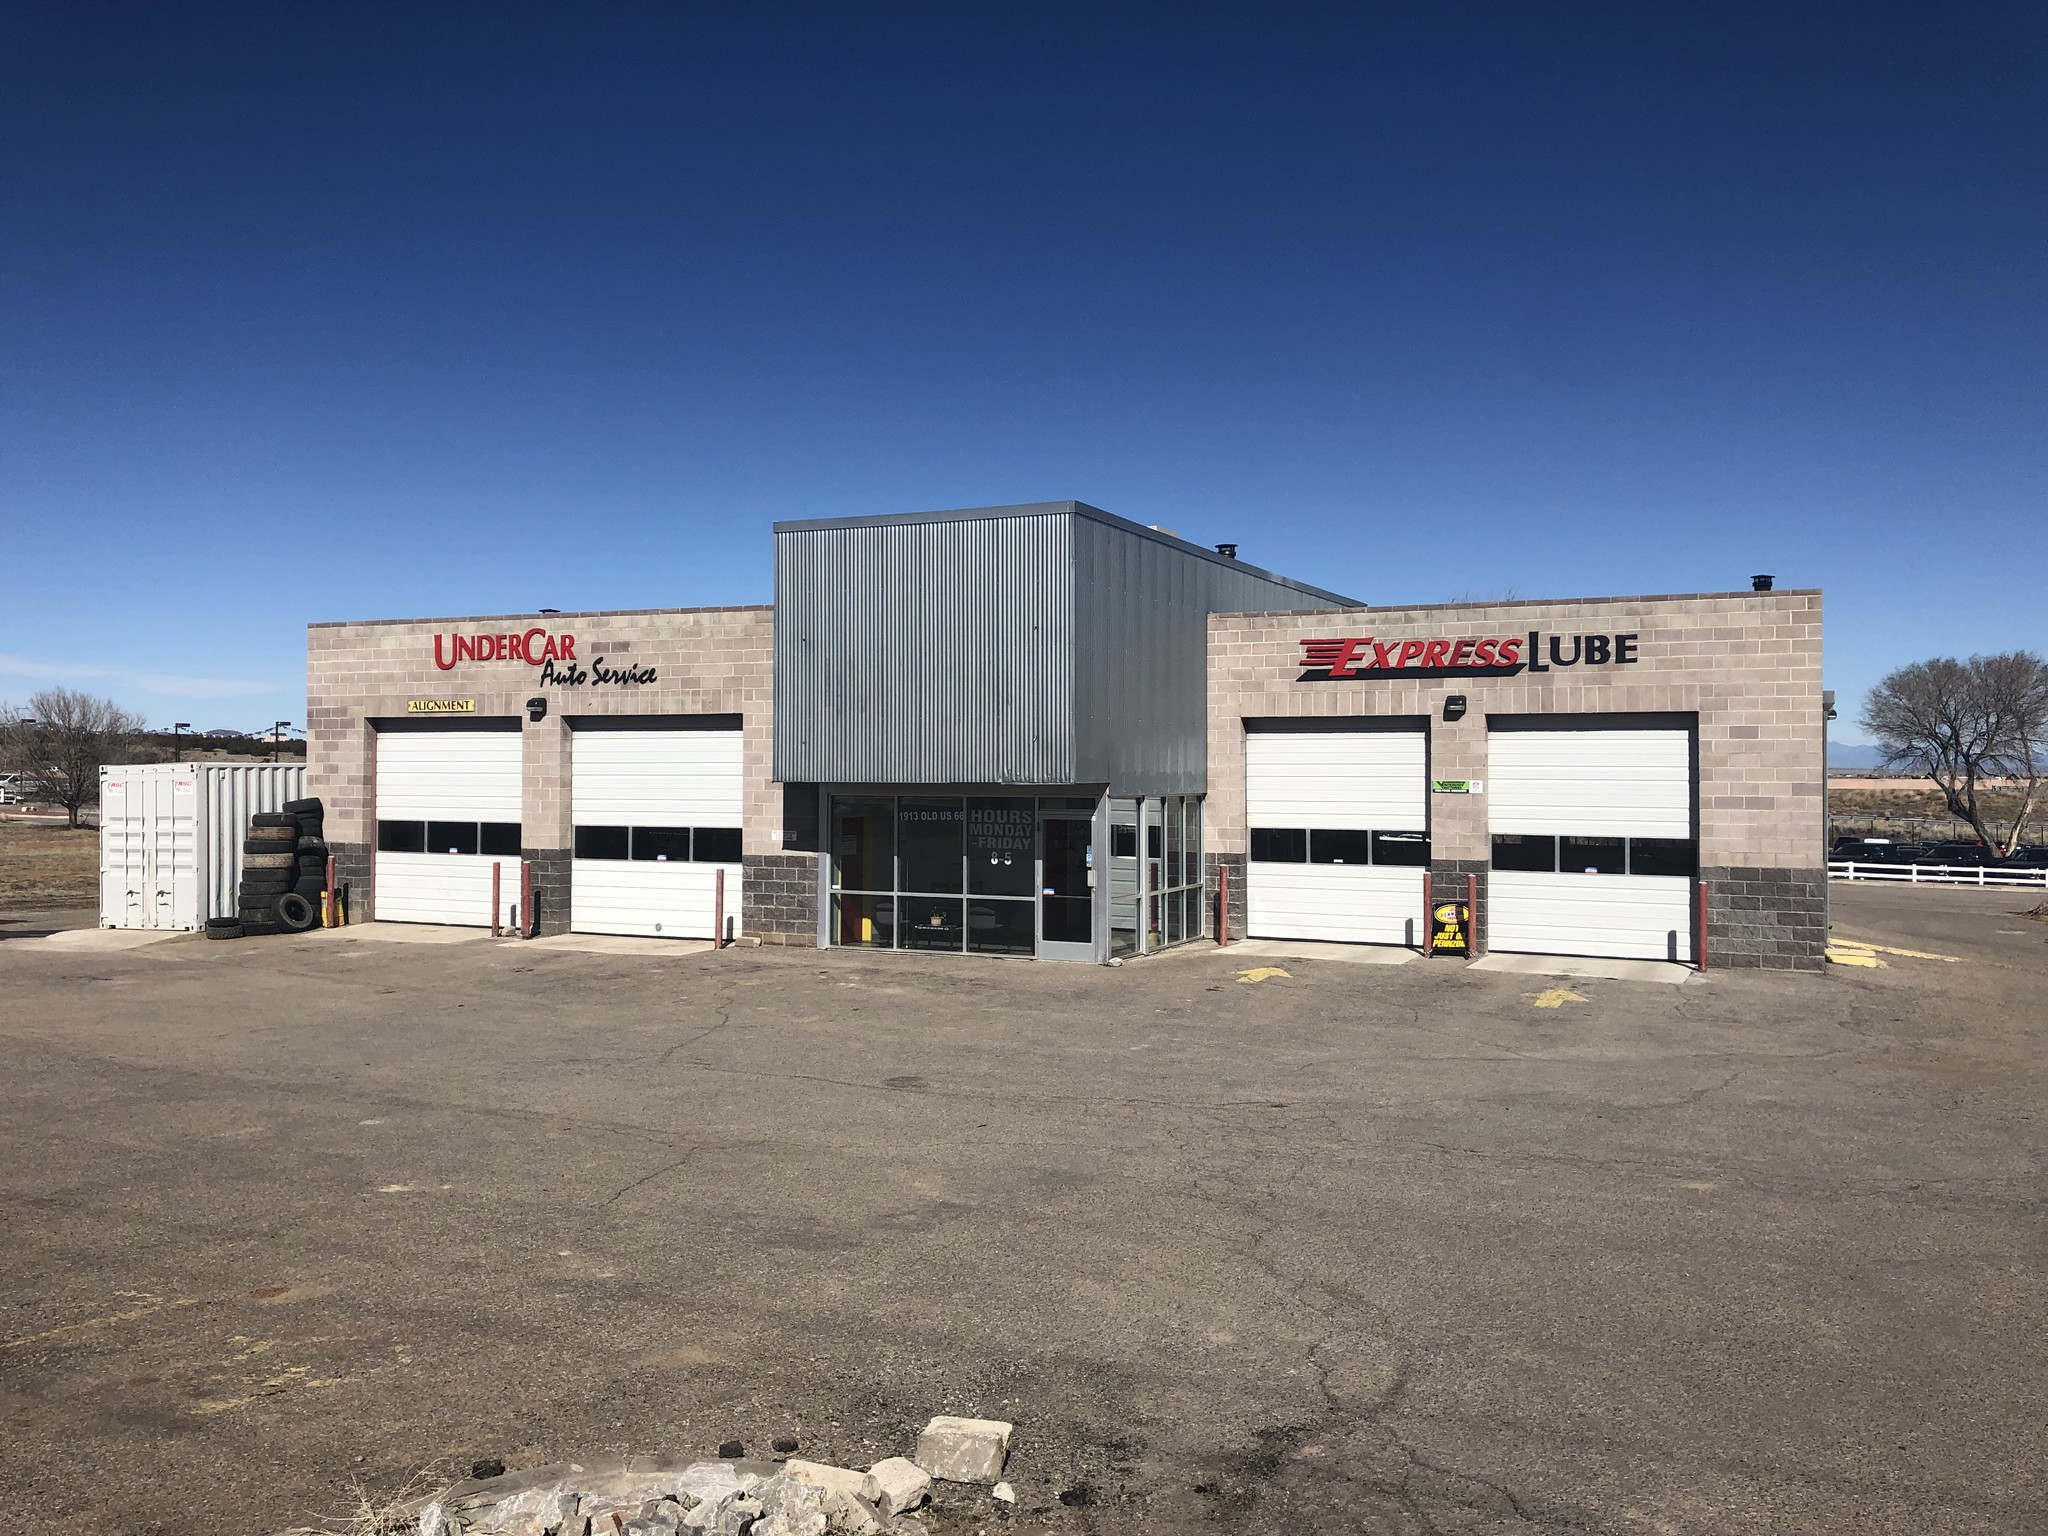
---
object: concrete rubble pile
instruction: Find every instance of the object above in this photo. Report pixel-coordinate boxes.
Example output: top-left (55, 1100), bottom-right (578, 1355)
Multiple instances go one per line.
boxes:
top-left (405, 1417), bottom-right (1013, 1536)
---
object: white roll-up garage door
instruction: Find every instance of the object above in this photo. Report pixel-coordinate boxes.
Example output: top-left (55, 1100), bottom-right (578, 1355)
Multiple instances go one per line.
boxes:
top-left (1488, 726), bottom-right (1696, 961)
top-left (1245, 728), bottom-right (1428, 945)
top-left (374, 729), bottom-right (524, 927)
top-left (572, 728), bottom-right (744, 939)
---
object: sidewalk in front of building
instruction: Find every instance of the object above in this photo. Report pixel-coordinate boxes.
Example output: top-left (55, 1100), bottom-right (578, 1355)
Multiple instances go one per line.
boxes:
top-left (1210, 937), bottom-right (1694, 982)
top-left (1466, 952), bottom-right (1694, 984)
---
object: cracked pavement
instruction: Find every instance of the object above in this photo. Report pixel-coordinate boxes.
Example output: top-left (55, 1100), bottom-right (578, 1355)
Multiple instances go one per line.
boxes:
top-left (1, 882), bottom-right (2044, 1535)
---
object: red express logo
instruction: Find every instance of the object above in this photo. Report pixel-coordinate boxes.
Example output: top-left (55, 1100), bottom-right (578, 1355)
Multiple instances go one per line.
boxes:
top-left (433, 629), bottom-right (577, 670)
top-left (1298, 631), bottom-right (1638, 681)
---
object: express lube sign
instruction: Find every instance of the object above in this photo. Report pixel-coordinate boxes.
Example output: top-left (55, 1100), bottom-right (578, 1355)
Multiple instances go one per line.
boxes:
top-left (1298, 630), bottom-right (1640, 681)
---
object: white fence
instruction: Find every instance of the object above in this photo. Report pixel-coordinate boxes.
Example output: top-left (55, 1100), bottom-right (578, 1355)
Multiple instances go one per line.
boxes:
top-left (1830, 861), bottom-right (2048, 888)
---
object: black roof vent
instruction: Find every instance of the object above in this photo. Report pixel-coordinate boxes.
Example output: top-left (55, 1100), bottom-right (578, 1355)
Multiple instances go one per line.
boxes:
top-left (1215, 542), bottom-right (1238, 559)
top-left (1751, 574), bottom-right (1774, 592)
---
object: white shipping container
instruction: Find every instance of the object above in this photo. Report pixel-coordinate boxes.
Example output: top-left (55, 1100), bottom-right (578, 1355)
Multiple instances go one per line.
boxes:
top-left (100, 762), bottom-right (308, 930)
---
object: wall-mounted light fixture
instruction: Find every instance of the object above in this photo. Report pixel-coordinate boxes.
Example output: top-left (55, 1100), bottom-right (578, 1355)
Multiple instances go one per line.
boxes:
top-left (1443, 695), bottom-right (1468, 721)
top-left (526, 696), bottom-right (548, 723)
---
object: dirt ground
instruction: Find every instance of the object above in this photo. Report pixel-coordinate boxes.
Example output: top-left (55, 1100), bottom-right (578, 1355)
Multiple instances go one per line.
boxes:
top-left (2, 885), bottom-right (2044, 1535)
top-left (0, 819), bottom-right (99, 911)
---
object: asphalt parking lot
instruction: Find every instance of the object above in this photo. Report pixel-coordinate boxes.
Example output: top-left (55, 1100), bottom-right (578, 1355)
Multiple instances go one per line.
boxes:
top-left (2, 884), bottom-right (2044, 1536)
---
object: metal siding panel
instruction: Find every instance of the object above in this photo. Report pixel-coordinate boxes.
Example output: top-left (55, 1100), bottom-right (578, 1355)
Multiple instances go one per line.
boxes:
top-left (202, 763), bottom-right (307, 922)
top-left (1073, 518), bottom-right (1350, 796)
top-left (775, 513), bottom-right (1073, 783)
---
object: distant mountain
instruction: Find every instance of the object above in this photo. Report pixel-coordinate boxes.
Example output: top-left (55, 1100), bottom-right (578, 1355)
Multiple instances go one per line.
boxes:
top-left (1828, 740), bottom-right (1888, 771)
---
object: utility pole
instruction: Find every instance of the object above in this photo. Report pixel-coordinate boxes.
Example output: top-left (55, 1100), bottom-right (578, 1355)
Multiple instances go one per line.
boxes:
top-left (172, 722), bottom-right (190, 760)
top-left (272, 720), bottom-right (290, 763)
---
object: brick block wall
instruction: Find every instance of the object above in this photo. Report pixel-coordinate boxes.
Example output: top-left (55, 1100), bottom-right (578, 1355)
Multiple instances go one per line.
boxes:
top-left (1704, 866), bottom-right (1827, 971)
top-left (744, 852), bottom-right (819, 945)
top-left (307, 604), bottom-right (775, 925)
top-left (523, 848), bottom-right (571, 937)
top-left (1207, 590), bottom-right (1827, 968)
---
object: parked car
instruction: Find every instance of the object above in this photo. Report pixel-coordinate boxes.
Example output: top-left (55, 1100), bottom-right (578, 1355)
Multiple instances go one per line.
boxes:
top-left (1997, 844), bottom-right (2048, 867)
top-left (1833, 838), bottom-right (1922, 864)
top-left (1916, 841), bottom-right (1991, 866)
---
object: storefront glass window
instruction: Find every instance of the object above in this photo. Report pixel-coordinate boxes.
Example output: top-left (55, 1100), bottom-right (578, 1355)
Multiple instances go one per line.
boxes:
top-left (832, 798), bottom-right (894, 891)
top-left (898, 799), bottom-right (964, 893)
top-left (900, 894), bottom-right (965, 949)
top-left (1109, 799), bottom-right (1141, 957)
top-left (829, 792), bottom-right (1045, 956)
top-left (967, 798), bottom-right (1034, 898)
top-left (968, 897), bottom-right (1034, 955)
top-left (833, 891), bottom-right (894, 948)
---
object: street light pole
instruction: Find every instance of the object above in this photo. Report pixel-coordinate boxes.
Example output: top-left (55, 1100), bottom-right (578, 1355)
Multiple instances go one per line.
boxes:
top-left (172, 722), bottom-right (191, 760)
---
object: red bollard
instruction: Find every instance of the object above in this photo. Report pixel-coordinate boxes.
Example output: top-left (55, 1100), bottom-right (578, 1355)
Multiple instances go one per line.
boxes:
top-left (1696, 879), bottom-right (1710, 971)
top-left (490, 862), bottom-right (501, 937)
top-left (324, 854), bottom-right (337, 927)
top-left (520, 860), bottom-right (532, 938)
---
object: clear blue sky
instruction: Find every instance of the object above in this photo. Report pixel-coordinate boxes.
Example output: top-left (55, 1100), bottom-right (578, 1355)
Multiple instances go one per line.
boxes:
top-left (2, 2), bottom-right (2041, 739)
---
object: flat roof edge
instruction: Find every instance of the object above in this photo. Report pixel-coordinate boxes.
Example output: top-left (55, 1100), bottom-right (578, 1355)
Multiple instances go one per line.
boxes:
top-left (308, 603), bottom-right (774, 631)
top-left (774, 501), bottom-right (1361, 607)
top-left (1212, 588), bottom-right (1822, 621)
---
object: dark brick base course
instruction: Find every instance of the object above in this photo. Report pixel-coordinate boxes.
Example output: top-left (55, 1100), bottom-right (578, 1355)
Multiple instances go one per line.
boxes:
top-left (1427, 861), bottom-right (1489, 958)
top-left (1703, 865), bottom-right (1827, 971)
top-left (744, 852), bottom-right (819, 946)
top-left (522, 848), bottom-right (571, 937)
top-left (331, 841), bottom-right (372, 923)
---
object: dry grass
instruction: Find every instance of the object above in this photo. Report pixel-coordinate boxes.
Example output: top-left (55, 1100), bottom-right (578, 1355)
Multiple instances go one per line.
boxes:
top-left (274, 1469), bottom-right (454, 1536)
top-left (0, 818), bottom-right (100, 911)
top-left (1829, 784), bottom-right (2037, 821)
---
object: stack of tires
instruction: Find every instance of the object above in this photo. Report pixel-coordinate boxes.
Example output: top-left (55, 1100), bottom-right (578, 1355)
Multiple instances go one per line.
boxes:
top-left (208, 797), bottom-right (329, 939)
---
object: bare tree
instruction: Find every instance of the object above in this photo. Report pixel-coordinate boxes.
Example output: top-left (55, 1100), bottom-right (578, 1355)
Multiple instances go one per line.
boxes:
top-left (1861, 652), bottom-right (2048, 856)
top-left (0, 688), bottom-right (150, 828)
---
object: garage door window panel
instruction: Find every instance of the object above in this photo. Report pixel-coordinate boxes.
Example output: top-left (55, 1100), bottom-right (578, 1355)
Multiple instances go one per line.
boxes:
top-left (429, 821), bottom-right (480, 856)
top-left (692, 827), bottom-right (742, 863)
top-left (378, 820), bottom-right (427, 853)
top-left (1629, 838), bottom-right (1698, 877)
top-left (1372, 831), bottom-right (1430, 866)
top-left (1492, 834), bottom-right (1557, 872)
top-left (480, 822), bottom-right (522, 857)
top-left (576, 825), bottom-right (630, 860)
top-left (1310, 829), bottom-right (1371, 865)
top-left (1561, 836), bottom-right (1626, 875)
top-left (1250, 827), bottom-right (1307, 863)
top-left (632, 826), bottom-right (691, 862)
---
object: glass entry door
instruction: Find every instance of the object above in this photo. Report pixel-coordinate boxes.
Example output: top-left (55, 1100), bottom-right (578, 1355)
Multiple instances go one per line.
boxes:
top-left (1037, 812), bottom-right (1097, 961)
